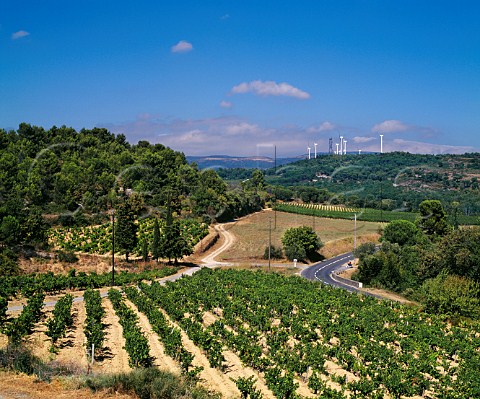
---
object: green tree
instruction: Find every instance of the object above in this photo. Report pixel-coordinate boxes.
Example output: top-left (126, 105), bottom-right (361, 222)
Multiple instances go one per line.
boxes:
top-left (353, 242), bottom-right (376, 260)
top-left (115, 200), bottom-right (138, 261)
top-left (0, 252), bottom-right (20, 276)
top-left (383, 220), bottom-right (421, 246)
top-left (416, 200), bottom-right (451, 237)
top-left (281, 226), bottom-right (322, 262)
top-left (151, 218), bottom-right (160, 262)
top-left (0, 216), bottom-right (21, 247)
top-left (420, 273), bottom-right (480, 319)
top-left (159, 219), bottom-right (192, 263)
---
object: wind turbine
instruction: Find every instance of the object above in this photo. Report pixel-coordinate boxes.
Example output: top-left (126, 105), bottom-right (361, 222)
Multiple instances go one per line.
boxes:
top-left (379, 134), bottom-right (384, 154)
top-left (314, 143), bottom-right (317, 159)
top-left (343, 140), bottom-right (347, 155)
top-left (307, 146), bottom-right (311, 160)
top-left (339, 136), bottom-right (343, 155)
top-left (335, 143), bottom-right (339, 155)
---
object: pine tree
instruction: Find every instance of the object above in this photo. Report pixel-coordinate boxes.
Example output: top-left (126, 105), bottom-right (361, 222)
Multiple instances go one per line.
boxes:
top-left (114, 200), bottom-right (137, 261)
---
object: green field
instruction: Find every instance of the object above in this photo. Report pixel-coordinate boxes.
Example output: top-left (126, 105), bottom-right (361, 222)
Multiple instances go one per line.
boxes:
top-left (274, 202), bottom-right (480, 225)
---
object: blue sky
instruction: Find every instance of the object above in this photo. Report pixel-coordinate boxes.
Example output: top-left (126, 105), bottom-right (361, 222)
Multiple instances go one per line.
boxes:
top-left (1, 1), bottom-right (479, 156)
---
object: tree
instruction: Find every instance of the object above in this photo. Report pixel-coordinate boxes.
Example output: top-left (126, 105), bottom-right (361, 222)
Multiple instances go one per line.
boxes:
top-left (0, 216), bottom-right (21, 247)
top-left (151, 218), bottom-right (160, 262)
top-left (159, 219), bottom-right (192, 263)
top-left (281, 226), bottom-right (322, 262)
top-left (353, 242), bottom-right (376, 260)
top-left (0, 252), bottom-right (20, 276)
top-left (383, 220), bottom-right (421, 246)
top-left (114, 200), bottom-right (138, 261)
top-left (416, 200), bottom-right (451, 237)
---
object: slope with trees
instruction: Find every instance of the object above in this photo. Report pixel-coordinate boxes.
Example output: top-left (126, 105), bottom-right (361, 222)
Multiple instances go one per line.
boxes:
top-left (355, 200), bottom-right (480, 320)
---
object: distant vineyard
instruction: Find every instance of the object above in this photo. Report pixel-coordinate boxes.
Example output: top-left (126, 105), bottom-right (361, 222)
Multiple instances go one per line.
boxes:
top-left (275, 202), bottom-right (418, 223)
top-left (275, 202), bottom-right (480, 225)
top-left (49, 218), bottom-right (208, 255)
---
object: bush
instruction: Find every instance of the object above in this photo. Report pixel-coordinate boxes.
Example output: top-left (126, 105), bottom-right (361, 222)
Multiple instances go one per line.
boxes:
top-left (281, 226), bottom-right (322, 261)
top-left (284, 243), bottom-right (307, 262)
top-left (420, 273), bottom-right (480, 319)
top-left (0, 252), bottom-right (20, 276)
top-left (263, 245), bottom-right (283, 260)
top-left (353, 242), bottom-right (376, 260)
top-left (85, 367), bottom-right (219, 399)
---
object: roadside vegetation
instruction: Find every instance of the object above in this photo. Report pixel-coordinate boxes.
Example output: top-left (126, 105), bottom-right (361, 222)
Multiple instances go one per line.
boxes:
top-left (353, 200), bottom-right (480, 321)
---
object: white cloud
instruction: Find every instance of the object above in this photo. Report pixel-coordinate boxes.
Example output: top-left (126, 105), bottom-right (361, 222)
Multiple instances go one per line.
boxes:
top-left (101, 115), bottom-right (472, 157)
top-left (220, 100), bottom-right (232, 108)
top-left (231, 80), bottom-right (310, 99)
top-left (306, 121), bottom-right (336, 134)
top-left (372, 119), bottom-right (409, 134)
top-left (171, 40), bottom-right (193, 53)
top-left (12, 30), bottom-right (30, 40)
top-left (352, 136), bottom-right (376, 143)
top-left (391, 139), bottom-right (474, 154)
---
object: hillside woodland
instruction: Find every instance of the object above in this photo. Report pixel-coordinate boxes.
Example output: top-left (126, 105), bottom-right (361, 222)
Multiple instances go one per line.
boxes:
top-left (0, 124), bottom-right (267, 269)
top-left (220, 152), bottom-right (480, 220)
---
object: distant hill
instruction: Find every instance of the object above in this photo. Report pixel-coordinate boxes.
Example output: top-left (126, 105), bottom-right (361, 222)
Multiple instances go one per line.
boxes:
top-left (187, 155), bottom-right (300, 170)
top-left (219, 151), bottom-right (480, 217)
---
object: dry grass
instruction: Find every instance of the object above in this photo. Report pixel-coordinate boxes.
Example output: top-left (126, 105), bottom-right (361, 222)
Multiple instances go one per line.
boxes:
top-left (220, 209), bottom-right (382, 262)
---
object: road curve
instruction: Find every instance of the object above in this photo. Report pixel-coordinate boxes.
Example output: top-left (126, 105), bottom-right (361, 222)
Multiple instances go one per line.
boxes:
top-left (301, 252), bottom-right (357, 291)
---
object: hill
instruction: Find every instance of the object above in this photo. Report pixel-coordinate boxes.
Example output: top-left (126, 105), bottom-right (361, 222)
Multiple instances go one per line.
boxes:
top-left (187, 155), bottom-right (299, 170)
top-left (221, 152), bottom-right (480, 217)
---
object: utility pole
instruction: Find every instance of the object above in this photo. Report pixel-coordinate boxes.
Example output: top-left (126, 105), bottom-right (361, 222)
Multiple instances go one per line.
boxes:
top-left (354, 213), bottom-right (357, 250)
top-left (111, 209), bottom-right (115, 286)
top-left (268, 218), bottom-right (272, 272)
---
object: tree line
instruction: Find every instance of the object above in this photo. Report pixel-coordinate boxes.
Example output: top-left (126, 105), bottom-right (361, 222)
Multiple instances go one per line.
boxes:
top-left (0, 123), bottom-right (269, 272)
top-left (354, 200), bottom-right (480, 320)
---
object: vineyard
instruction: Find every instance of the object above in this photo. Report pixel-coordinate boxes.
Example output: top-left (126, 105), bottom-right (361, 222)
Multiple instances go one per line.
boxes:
top-left (48, 218), bottom-right (208, 256)
top-left (2, 268), bottom-right (479, 398)
top-left (275, 202), bottom-right (418, 223)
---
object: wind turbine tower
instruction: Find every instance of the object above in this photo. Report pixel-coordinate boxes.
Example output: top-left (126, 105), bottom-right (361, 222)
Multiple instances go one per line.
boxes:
top-left (344, 140), bottom-right (347, 155)
top-left (335, 143), bottom-right (339, 155)
top-left (379, 134), bottom-right (384, 154)
top-left (307, 146), bottom-right (311, 160)
top-left (328, 137), bottom-right (333, 154)
top-left (339, 136), bottom-right (344, 155)
top-left (314, 143), bottom-right (317, 159)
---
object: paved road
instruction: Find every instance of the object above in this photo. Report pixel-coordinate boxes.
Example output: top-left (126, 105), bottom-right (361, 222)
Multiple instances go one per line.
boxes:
top-left (302, 252), bottom-right (385, 299)
top-left (301, 252), bottom-right (359, 292)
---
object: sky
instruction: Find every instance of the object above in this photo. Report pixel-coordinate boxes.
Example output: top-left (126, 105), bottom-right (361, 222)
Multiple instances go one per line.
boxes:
top-left (1, 0), bottom-right (479, 157)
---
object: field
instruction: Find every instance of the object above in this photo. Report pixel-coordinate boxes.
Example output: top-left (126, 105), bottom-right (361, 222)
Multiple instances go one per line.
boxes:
top-left (3, 268), bottom-right (479, 399)
top-left (219, 209), bottom-right (382, 262)
top-left (3, 211), bottom-right (478, 398)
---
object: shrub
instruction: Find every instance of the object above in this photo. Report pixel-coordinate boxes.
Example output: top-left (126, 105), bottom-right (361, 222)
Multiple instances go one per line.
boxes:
top-left (263, 245), bottom-right (283, 260)
top-left (281, 226), bottom-right (322, 261)
top-left (353, 242), bottom-right (376, 260)
top-left (85, 367), bottom-right (219, 399)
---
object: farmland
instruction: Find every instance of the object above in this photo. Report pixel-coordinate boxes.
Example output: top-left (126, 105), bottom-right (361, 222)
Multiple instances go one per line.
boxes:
top-left (219, 209), bottom-right (381, 262)
top-left (2, 268), bottom-right (479, 398)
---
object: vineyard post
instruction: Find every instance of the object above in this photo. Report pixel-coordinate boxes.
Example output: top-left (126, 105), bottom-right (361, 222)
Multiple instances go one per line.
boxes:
top-left (91, 343), bottom-right (95, 365)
